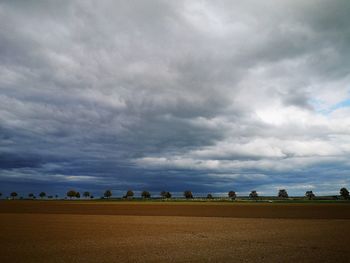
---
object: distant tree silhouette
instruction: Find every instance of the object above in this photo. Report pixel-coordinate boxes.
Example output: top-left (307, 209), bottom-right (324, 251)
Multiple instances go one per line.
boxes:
top-left (249, 190), bottom-right (258, 200)
top-left (125, 190), bottom-right (134, 199)
top-left (207, 193), bottom-right (213, 199)
top-left (67, 190), bottom-right (77, 199)
top-left (83, 191), bottom-right (90, 198)
top-left (340, 187), bottom-right (349, 199)
top-left (90, 195), bottom-right (94, 199)
top-left (28, 193), bottom-right (34, 199)
top-left (104, 190), bottom-right (112, 199)
top-left (184, 190), bottom-right (193, 199)
top-left (75, 192), bottom-right (80, 198)
top-left (55, 195), bottom-right (59, 199)
top-left (305, 191), bottom-right (315, 200)
top-left (161, 191), bottom-right (172, 199)
top-left (278, 189), bottom-right (288, 198)
top-left (228, 191), bottom-right (237, 200)
top-left (160, 191), bottom-right (167, 198)
top-left (0, 193), bottom-right (2, 198)
top-left (141, 191), bottom-right (151, 199)
top-left (10, 192), bottom-right (18, 199)
top-left (39, 192), bottom-right (46, 199)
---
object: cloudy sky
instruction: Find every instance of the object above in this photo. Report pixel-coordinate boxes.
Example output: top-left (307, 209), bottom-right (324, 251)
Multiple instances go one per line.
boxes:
top-left (1, 0), bottom-right (350, 197)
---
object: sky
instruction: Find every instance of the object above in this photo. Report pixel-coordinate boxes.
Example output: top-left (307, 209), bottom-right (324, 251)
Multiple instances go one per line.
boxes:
top-left (1, 0), bottom-right (350, 198)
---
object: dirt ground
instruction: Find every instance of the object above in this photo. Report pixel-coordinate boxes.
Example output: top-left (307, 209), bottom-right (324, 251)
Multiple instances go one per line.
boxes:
top-left (1, 201), bottom-right (350, 219)
top-left (0, 201), bottom-right (350, 262)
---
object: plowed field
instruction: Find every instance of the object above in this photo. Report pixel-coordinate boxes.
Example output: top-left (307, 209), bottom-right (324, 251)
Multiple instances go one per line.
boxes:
top-left (0, 201), bottom-right (349, 262)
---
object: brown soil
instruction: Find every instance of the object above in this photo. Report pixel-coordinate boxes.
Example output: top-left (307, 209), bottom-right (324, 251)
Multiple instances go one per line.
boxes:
top-left (0, 201), bottom-right (349, 262)
top-left (1, 201), bottom-right (350, 219)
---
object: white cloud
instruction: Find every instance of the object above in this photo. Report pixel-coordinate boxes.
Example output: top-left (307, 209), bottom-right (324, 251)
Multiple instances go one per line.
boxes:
top-left (1, 0), bottom-right (350, 195)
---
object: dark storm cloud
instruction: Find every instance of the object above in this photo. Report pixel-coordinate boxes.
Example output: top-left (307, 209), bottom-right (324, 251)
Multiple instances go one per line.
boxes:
top-left (1, 0), bottom-right (350, 196)
top-left (0, 153), bottom-right (43, 169)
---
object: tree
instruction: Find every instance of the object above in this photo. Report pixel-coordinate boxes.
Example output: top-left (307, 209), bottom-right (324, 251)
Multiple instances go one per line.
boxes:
top-left (228, 191), bottom-right (237, 200)
top-left (0, 193), bottom-right (2, 198)
top-left (184, 190), bottom-right (193, 199)
top-left (278, 189), bottom-right (288, 198)
top-left (125, 190), bottom-right (134, 199)
top-left (305, 191), bottom-right (315, 200)
top-left (165, 191), bottom-right (172, 199)
top-left (75, 192), bottom-right (80, 198)
top-left (249, 190), bottom-right (258, 200)
top-left (207, 193), bottom-right (213, 199)
top-left (83, 191), bottom-right (90, 198)
top-left (67, 190), bottom-right (77, 199)
top-left (10, 192), bottom-right (18, 199)
top-left (28, 193), bottom-right (34, 199)
top-left (160, 191), bottom-right (167, 198)
top-left (340, 187), bottom-right (349, 199)
top-left (141, 191), bottom-right (151, 199)
top-left (55, 195), bottom-right (59, 199)
top-left (39, 192), bottom-right (46, 199)
top-left (104, 190), bottom-right (112, 199)
top-left (160, 191), bottom-right (172, 199)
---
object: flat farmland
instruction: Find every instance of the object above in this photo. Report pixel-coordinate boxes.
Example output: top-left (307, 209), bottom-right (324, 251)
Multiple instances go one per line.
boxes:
top-left (1, 201), bottom-right (350, 262)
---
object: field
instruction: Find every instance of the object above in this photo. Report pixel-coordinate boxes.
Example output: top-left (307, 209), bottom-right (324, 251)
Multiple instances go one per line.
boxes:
top-left (1, 201), bottom-right (350, 262)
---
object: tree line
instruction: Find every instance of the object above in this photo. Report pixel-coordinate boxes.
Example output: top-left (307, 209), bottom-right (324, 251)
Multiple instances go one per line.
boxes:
top-left (2, 187), bottom-right (350, 200)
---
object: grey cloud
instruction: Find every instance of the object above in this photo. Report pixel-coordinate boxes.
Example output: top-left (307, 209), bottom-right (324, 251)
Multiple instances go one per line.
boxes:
top-left (1, 0), bottom-right (350, 196)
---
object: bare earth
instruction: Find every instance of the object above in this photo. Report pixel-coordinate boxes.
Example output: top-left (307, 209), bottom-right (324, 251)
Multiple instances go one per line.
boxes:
top-left (0, 201), bottom-right (350, 262)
